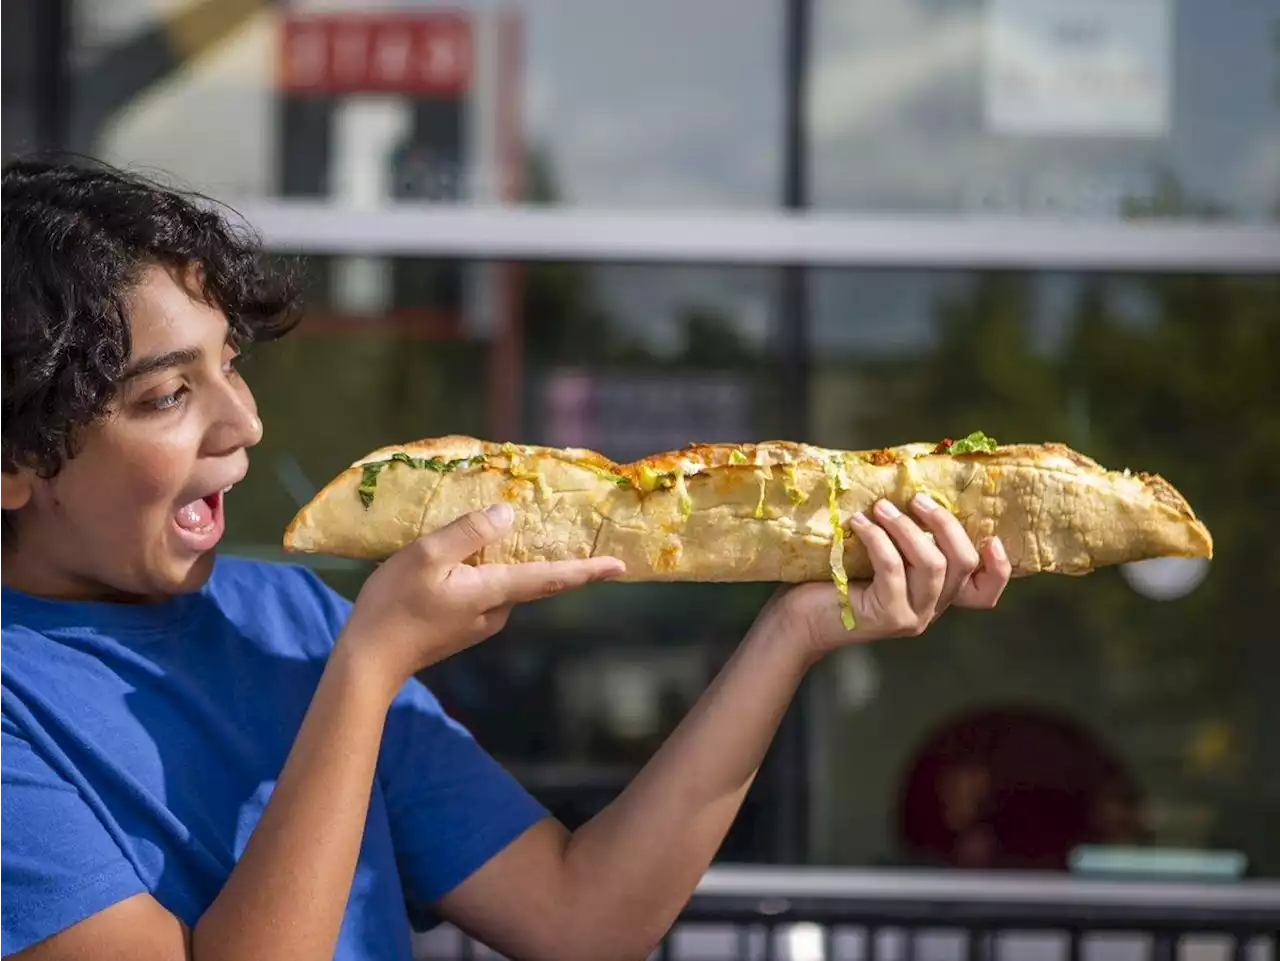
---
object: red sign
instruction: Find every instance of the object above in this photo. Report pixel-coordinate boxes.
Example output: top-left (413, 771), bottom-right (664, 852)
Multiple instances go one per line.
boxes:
top-left (278, 12), bottom-right (473, 96)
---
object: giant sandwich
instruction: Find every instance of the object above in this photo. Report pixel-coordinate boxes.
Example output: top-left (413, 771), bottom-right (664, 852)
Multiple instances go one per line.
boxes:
top-left (283, 431), bottom-right (1213, 627)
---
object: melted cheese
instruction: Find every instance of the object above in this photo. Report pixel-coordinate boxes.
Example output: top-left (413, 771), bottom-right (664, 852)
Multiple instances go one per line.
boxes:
top-left (901, 458), bottom-right (956, 513)
top-left (502, 442), bottom-right (550, 499)
top-left (781, 465), bottom-right (807, 505)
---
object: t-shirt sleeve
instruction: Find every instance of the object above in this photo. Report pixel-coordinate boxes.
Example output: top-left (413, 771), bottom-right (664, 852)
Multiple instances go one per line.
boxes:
top-left (378, 676), bottom-right (550, 925)
top-left (1, 714), bottom-right (147, 956)
top-left (289, 564), bottom-right (550, 921)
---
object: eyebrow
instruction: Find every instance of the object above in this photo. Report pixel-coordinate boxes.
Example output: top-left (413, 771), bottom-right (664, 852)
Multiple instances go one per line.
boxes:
top-left (121, 346), bottom-right (203, 382)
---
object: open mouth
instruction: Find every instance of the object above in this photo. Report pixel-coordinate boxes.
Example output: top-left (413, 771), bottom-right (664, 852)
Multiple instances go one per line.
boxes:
top-left (173, 484), bottom-right (234, 547)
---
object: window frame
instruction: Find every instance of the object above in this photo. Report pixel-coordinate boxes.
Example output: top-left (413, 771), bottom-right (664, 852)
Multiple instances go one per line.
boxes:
top-left (240, 201), bottom-right (1280, 273)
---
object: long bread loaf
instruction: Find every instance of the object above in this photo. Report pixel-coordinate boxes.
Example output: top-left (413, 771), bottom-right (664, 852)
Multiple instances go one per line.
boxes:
top-left (283, 432), bottom-right (1213, 601)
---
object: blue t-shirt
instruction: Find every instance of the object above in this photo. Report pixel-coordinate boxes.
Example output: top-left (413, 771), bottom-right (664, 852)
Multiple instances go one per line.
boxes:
top-left (0, 556), bottom-right (548, 958)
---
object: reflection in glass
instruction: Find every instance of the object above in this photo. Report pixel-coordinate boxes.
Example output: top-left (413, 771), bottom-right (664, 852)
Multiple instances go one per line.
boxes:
top-left (809, 267), bottom-right (1280, 876)
top-left (224, 254), bottom-right (1280, 874)
top-left (76, 0), bottom-right (783, 210)
top-left (66, 0), bottom-right (1278, 223)
top-left (811, 0), bottom-right (1280, 221)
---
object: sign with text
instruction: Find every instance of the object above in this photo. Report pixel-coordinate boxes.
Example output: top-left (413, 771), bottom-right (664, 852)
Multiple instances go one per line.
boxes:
top-left (278, 12), bottom-right (473, 96)
top-left (984, 0), bottom-right (1171, 136)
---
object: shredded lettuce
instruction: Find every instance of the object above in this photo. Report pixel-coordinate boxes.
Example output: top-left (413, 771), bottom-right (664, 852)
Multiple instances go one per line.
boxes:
top-left (579, 463), bottom-right (632, 487)
top-left (940, 431), bottom-right (998, 455)
top-left (358, 452), bottom-right (487, 508)
top-left (822, 457), bottom-right (856, 631)
top-left (358, 464), bottom-right (382, 508)
top-left (673, 471), bottom-right (693, 520)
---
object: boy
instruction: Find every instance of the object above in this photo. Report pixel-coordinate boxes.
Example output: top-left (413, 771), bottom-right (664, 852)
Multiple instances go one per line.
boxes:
top-left (1, 157), bottom-right (1010, 961)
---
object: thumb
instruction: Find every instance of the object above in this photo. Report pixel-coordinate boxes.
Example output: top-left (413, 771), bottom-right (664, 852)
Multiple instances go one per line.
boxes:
top-left (420, 503), bottom-right (515, 566)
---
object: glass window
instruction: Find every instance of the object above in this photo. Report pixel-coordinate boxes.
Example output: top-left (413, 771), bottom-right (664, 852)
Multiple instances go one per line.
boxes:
top-left (72, 0), bottom-right (783, 210)
top-left (810, 0), bottom-right (1280, 221)
top-left (228, 253), bottom-right (1280, 875)
top-left (64, 0), bottom-right (1278, 225)
top-left (807, 267), bottom-right (1280, 876)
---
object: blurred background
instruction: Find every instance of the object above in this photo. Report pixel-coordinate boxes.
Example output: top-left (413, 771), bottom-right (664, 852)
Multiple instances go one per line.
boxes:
top-left (5, 1), bottom-right (1280, 957)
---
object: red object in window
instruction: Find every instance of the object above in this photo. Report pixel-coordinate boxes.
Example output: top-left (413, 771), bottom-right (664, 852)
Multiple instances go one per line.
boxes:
top-left (278, 12), bottom-right (473, 96)
top-left (896, 706), bottom-right (1148, 871)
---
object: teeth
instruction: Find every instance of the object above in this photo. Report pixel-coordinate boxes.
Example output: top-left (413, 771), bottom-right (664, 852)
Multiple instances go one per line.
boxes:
top-left (221, 485), bottom-right (233, 494)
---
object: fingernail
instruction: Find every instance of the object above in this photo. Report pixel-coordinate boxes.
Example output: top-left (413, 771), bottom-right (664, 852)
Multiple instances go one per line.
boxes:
top-left (485, 503), bottom-right (514, 526)
top-left (913, 492), bottom-right (938, 511)
top-left (875, 499), bottom-right (901, 519)
top-left (990, 536), bottom-right (1007, 561)
top-left (851, 511), bottom-right (871, 526)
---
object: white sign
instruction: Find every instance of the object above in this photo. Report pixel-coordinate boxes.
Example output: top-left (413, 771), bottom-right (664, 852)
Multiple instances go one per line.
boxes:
top-left (984, 0), bottom-right (1172, 137)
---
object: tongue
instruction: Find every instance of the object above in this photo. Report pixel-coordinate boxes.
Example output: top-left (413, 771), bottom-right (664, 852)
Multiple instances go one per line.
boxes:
top-left (175, 497), bottom-right (213, 531)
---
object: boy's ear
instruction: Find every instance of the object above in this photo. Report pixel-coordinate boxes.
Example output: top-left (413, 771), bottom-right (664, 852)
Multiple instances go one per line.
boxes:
top-left (1, 470), bottom-right (33, 511)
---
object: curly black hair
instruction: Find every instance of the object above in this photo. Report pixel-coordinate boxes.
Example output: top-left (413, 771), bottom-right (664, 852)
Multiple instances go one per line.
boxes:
top-left (1, 155), bottom-right (302, 482)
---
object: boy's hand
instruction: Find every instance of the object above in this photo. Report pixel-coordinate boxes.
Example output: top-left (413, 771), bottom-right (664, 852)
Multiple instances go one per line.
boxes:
top-left (338, 503), bottom-right (626, 701)
top-left (758, 494), bottom-right (1012, 661)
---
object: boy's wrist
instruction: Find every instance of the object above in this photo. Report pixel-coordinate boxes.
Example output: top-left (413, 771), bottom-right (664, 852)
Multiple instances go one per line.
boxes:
top-left (327, 634), bottom-right (404, 714)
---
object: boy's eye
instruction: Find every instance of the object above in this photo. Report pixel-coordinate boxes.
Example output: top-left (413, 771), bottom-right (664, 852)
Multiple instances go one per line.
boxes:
top-left (144, 385), bottom-right (189, 412)
top-left (134, 346), bottom-right (241, 413)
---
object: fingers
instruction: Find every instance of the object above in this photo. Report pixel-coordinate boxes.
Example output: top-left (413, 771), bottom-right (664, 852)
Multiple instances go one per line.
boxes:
top-left (907, 494), bottom-right (981, 612)
top-left (869, 500), bottom-right (947, 615)
top-left (417, 503), bottom-right (625, 608)
top-left (419, 503), bottom-right (518, 566)
top-left (476, 556), bottom-right (627, 608)
top-left (954, 536), bottom-right (1012, 610)
top-left (790, 500), bottom-right (1012, 652)
top-left (898, 495), bottom-right (1011, 611)
top-left (848, 510), bottom-right (931, 635)
top-left (477, 604), bottom-right (514, 637)
top-left (850, 497), bottom-right (1002, 636)
top-left (848, 511), bottom-right (907, 597)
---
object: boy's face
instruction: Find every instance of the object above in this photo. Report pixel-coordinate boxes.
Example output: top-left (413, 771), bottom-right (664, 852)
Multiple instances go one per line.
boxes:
top-left (2, 263), bottom-right (263, 602)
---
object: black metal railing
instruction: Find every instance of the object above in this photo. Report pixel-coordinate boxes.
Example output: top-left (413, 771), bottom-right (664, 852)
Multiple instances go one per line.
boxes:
top-left (412, 865), bottom-right (1280, 961)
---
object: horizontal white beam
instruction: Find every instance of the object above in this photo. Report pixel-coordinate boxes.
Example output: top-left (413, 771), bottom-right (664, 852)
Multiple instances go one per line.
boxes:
top-left (231, 200), bottom-right (1280, 272)
top-left (696, 865), bottom-right (1280, 911)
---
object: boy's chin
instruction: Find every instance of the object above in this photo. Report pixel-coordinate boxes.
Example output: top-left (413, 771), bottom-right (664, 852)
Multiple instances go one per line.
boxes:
top-left (161, 549), bottom-right (219, 595)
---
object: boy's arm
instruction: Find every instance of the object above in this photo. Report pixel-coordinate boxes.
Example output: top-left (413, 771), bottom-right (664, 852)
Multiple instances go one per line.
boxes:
top-left (435, 503), bottom-right (1010, 961)
top-left (14, 508), bottom-right (622, 961)
top-left (10, 896), bottom-right (190, 961)
top-left (435, 619), bottom-right (812, 961)
top-left (15, 647), bottom-right (391, 961)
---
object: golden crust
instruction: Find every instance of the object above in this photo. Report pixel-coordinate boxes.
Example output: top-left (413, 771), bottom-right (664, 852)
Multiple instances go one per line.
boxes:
top-left (350, 434), bottom-right (488, 466)
top-left (283, 456), bottom-right (442, 557)
top-left (282, 436), bottom-right (1214, 581)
